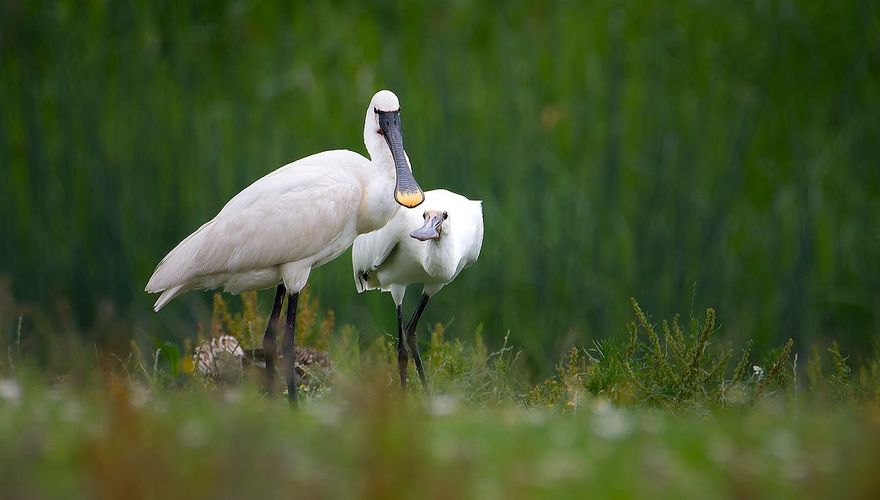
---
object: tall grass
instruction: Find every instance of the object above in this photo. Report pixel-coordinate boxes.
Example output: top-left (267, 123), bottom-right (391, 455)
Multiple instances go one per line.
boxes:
top-left (2, 1), bottom-right (879, 366)
top-left (24, 290), bottom-right (866, 411)
top-left (1, 295), bottom-right (879, 499)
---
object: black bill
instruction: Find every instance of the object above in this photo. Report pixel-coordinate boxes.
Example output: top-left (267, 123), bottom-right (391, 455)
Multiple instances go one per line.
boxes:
top-left (378, 110), bottom-right (425, 208)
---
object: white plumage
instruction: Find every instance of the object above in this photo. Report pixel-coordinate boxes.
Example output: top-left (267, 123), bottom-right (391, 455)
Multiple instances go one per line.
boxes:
top-left (353, 189), bottom-right (484, 305)
top-left (147, 90), bottom-right (425, 402)
top-left (352, 189), bottom-right (483, 389)
top-left (146, 90), bottom-right (424, 310)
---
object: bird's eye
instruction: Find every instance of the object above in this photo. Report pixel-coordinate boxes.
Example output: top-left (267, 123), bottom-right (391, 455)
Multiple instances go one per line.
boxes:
top-left (442, 211), bottom-right (448, 220)
top-left (422, 211), bottom-right (427, 219)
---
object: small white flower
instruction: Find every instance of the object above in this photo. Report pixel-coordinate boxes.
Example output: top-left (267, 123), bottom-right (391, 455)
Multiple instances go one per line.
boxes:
top-left (223, 388), bottom-right (243, 404)
top-left (752, 365), bottom-right (765, 379)
top-left (427, 395), bottom-right (459, 416)
top-left (0, 378), bottom-right (21, 402)
top-left (129, 384), bottom-right (151, 409)
top-left (593, 404), bottom-right (631, 440)
top-left (178, 418), bottom-right (209, 448)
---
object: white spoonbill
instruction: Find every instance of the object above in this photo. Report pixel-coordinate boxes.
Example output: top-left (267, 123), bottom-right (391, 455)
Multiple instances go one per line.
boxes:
top-left (146, 90), bottom-right (425, 402)
top-left (352, 189), bottom-right (483, 389)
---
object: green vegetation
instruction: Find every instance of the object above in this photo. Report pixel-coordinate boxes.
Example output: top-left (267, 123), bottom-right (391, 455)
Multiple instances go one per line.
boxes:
top-left (1, 296), bottom-right (878, 498)
top-left (3, 382), bottom-right (879, 499)
top-left (2, 1), bottom-right (879, 367)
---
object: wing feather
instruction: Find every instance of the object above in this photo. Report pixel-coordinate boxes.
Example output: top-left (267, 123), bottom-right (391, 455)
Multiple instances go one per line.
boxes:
top-left (352, 226), bottom-right (399, 293)
top-left (147, 151), bottom-right (368, 294)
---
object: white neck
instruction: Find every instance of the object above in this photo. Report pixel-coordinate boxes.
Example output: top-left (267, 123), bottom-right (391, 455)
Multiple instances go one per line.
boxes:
top-left (423, 232), bottom-right (457, 283)
top-left (354, 108), bottom-right (398, 234)
top-left (364, 109), bottom-right (390, 165)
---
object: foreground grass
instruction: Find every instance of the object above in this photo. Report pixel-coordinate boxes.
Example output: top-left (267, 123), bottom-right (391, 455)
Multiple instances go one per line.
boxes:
top-left (1, 380), bottom-right (879, 499)
top-left (2, 297), bottom-right (879, 498)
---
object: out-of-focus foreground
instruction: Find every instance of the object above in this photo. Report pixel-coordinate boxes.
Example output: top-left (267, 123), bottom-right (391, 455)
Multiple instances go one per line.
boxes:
top-left (1, 296), bottom-right (879, 499)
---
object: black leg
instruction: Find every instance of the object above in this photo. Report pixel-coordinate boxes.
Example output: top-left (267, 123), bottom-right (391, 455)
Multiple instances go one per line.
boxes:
top-left (263, 284), bottom-right (286, 396)
top-left (282, 292), bottom-right (300, 405)
top-left (405, 293), bottom-right (430, 390)
top-left (396, 304), bottom-right (409, 390)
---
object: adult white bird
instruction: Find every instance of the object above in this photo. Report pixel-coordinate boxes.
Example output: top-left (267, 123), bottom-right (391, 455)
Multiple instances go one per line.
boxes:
top-left (352, 189), bottom-right (483, 389)
top-left (146, 90), bottom-right (425, 402)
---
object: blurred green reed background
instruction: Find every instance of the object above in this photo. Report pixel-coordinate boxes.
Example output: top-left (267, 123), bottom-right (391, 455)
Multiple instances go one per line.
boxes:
top-left (1, 0), bottom-right (878, 368)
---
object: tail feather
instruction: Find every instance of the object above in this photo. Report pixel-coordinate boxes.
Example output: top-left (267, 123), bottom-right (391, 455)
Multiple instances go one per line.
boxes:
top-left (153, 285), bottom-right (185, 312)
top-left (146, 220), bottom-right (214, 294)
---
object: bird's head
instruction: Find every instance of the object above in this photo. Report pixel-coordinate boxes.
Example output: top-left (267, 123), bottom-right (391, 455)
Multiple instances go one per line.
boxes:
top-left (364, 90), bottom-right (424, 209)
top-left (410, 209), bottom-right (448, 241)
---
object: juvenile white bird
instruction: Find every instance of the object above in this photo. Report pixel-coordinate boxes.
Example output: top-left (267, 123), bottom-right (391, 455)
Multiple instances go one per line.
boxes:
top-left (146, 90), bottom-right (425, 402)
top-left (352, 189), bottom-right (483, 389)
